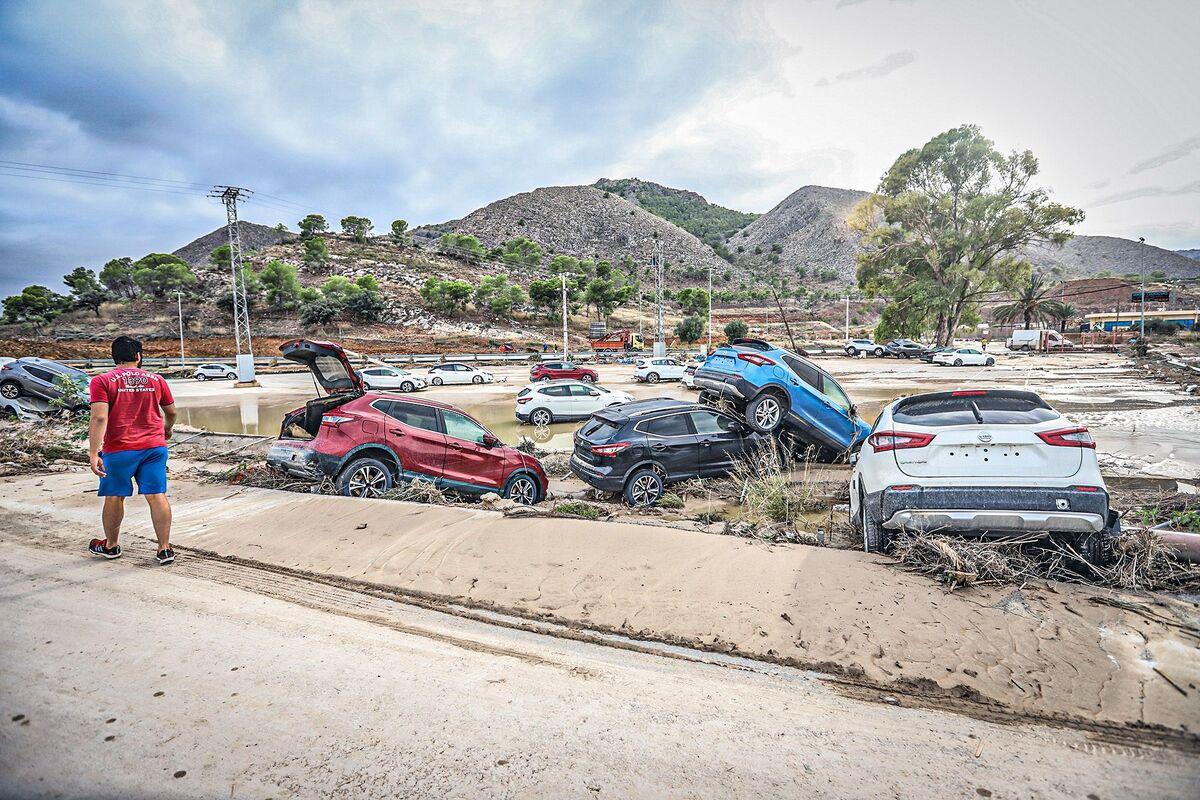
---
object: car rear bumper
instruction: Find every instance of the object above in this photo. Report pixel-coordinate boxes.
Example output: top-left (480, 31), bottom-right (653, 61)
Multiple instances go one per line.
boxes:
top-left (569, 453), bottom-right (625, 492)
top-left (266, 442), bottom-right (336, 480)
top-left (693, 369), bottom-right (750, 401)
top-left (876, 485), bottom-right (1111, 534)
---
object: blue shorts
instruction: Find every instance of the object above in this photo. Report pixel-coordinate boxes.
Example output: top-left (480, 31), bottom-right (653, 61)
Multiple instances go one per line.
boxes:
top-left (98, 446), bottom-right (169, 497)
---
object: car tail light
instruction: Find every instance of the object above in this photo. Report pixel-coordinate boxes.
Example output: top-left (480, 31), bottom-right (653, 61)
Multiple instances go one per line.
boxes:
top-left (517, 396), bottom-right (531, 404)
top-left (868, 431), bottom-right (935, 452)
top-left (321, 414), bottom-right (355, 427)
top-left (1037, 427), bottom-right (1095, 448)
top-left (590, 441), bottom-right (632, 457)
top-left (888, 484), bottom-right (916, 492)
top-left (738, 353), bottom-right (775, 366)
top-left (951, 390), bottom-right (986, 397)
top-left (0, 364), bottom-right (10, 371)
top-left (1072, 485), bottom-right (1102, 492)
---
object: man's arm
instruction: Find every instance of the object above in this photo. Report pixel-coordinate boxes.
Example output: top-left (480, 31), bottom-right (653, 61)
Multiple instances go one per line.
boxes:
top-left (161, 403), bottom-right (176, 440)
top-left (89, 402), bottom-right (109, 477)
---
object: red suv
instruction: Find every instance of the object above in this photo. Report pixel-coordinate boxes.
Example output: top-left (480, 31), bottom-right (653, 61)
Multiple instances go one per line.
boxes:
top-left (267, 340), bottom-right (547, 504)
top-left (530, 361), bottom-right (598, 382)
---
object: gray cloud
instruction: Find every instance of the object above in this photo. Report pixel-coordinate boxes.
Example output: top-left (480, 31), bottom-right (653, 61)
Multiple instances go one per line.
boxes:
top-left (1090, 179), bottom-right (1200, 208)
top-left (815, 51), bottom-right (916, 87)
top-left (1128, 133), bottom-right (1200, 174)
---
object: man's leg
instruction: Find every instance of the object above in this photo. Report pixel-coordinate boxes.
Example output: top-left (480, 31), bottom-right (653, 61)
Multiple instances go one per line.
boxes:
top-left (144, 494), bottom-right (172, 552)
top-left (102, 496), bottom-right (125, 547)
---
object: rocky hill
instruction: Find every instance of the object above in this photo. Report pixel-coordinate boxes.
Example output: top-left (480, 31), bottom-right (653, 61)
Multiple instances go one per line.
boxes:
top-left (414, 185), bottom-right (730, 276)
top-left (1177, 249), bottom-right (1200, 261)
top-left (1021, 236), bottom-right (1200, 279)
top-left (172, 221), bottom-right (295, 267)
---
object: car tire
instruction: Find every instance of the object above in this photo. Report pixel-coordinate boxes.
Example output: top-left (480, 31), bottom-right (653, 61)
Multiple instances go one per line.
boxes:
top-left (624, 468), bottom-right (665, 507)
top-left (503, 473), bottom-right (540, 505)
top-left (473, 375), bottom-right (483, 384)
top-left (581, 374), bottom-right (595, 382)
top-left (985, 357), bottom-right (995, 367)
top-left (0, 380), bottom-right (21, 400)
top-left (431, 376), bottom-right (443, 386)
top-left (861, 501), bottom-right (890, 555)
top-left (746, 392), bottom-right (786, 433)
top-left (196, 374), bottom-right (207, 381)
top-left (227, 373), bottom-right (237, 380)
top-left (873, 348), bottom-right (884, 357)
top-left (646, 372), bottom-right (660, 383)
top-left (953, 358), bottom-right (963, 367)
top-left (401, 381), bottom-right (414, 392)
top-left (1076, 515), bottom-right (1120, 568)
top-left (846, 347), bottom-right (858, 357)
top-left (337, 457), bottom-right (393, 498)
top-left (530, 408), bottom-right (553, 426)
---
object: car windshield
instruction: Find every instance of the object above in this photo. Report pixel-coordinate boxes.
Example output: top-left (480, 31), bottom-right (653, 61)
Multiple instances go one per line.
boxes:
top-left (893, 394), bottom-right (1060, 426)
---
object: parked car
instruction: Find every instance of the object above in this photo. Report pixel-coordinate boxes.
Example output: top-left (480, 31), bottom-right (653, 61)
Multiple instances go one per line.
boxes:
top-left (633, 357), bottom-right (687, 383)
top-left (931, 347), bottom-right (995, 367)
top-left (515, 380), bottom-right (633, 426)
top-left (1007, 329), bottom-right (1074, 351)
top-left (570, 398), bottom-right (768, 505)
top-left (844, 339), bottom-right (884, 357)
top-left (682, 364), bottom-right (698, 389)
top-left (426, 363), bottom-right (494, 386)
top-left (883, 339), bottom-right (926, 359)
top-left (849, 388), bottom-right (1119, 565)
top-left (530, 361), bottom-right (598, 383)
top-left (693, 338), bottom-right (870, 457)
top-left (919, 346), bottom-right (955, 363)
top-left (0, 357), bottom-right (90, 407)
top-left (267, 340), bottom-right (546, 503)
top-left (358, 366), bottom-right (427, 392)
top-left (193, 363), bottom-right (238, 381)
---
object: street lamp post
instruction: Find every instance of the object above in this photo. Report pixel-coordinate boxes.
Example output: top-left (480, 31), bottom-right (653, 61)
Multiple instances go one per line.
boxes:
top-left (560, 271), bottom-right (569, 359)
top-left (707, 265), bottom-right (713, 354)
top-left (176, 291), bottom-right (185, 368)
top-left (1138, 236), bottom-right (1146, 338)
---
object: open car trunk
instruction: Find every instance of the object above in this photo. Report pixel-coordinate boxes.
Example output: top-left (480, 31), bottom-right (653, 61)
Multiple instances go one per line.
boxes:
top-left (278, 339), bottom-right (365, 440)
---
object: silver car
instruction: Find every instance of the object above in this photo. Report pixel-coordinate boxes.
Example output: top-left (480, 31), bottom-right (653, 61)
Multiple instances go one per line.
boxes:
top-left (0, 357), bottom-right (90, 408)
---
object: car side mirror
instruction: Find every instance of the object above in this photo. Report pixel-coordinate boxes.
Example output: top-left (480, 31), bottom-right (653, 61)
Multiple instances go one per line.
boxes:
top-left (482, 434), bottom-right (501, 448)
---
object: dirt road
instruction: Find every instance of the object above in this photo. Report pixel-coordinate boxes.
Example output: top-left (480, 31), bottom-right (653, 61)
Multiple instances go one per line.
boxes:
top-left (2, 537), bottom-right (1197, 799)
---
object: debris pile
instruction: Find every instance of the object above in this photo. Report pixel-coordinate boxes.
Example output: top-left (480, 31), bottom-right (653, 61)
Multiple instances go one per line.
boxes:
top-left (379, 479), bottom-right (448, 505)
top-left (0, 419), bottom-right (88, 477)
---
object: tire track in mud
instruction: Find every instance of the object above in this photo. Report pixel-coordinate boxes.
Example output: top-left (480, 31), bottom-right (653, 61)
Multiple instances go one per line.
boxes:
top-left (3, 519), bottom-right (1197, 755)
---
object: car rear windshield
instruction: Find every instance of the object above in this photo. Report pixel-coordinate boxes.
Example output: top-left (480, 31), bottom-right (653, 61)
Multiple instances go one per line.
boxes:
top-left (893, 393), bottom-right (1060, 426)
top-left (579, 418), bottom-right (621, 442)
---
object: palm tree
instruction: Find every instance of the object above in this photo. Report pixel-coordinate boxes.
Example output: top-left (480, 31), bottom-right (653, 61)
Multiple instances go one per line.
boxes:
top-left (992, 273), bottom-right (1058, 329)
top-left (1045, 301), bottom-right (1078, 332)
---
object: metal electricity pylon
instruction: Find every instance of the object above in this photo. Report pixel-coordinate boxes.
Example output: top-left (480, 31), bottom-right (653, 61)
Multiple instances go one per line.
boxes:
top-left (210, 185), bottom-right (256, 383)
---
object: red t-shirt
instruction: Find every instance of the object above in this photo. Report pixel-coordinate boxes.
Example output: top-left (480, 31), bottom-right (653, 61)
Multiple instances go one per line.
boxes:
top-left (89, 367), bottom-right (176, 453)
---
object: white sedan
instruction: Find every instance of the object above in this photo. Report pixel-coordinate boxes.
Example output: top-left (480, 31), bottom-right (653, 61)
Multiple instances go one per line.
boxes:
top-left (193, 363), bottom-right (238, 380)
top-left (515, 380), bottom-right (633, 426)
top-left (849, 388), bottom-right (1117, 565)
top-left (633, 357), bottom-right (687, 383)
top-left (931, 347), bottom-right (995, 367)
top-left (426, 362), bottom-right (494, 386)
top-left (358, 366), bottom-right (426, 392)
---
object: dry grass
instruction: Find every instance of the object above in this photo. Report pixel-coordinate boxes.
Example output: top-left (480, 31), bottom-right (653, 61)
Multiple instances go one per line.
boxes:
top-left (378, 478), bottom-right (449, 505)
top-left (0, 418), bottom-right (89, 476)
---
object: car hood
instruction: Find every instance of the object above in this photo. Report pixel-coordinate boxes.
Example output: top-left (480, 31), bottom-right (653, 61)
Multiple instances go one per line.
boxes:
top-left (280, 339), bottom-right (364, 394)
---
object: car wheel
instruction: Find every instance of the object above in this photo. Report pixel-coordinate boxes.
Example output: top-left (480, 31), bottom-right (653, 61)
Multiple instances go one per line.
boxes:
top-left (0, 380), bottom-right (21, 400)
top-left (846, 347), bottom-right (858, 357)
top-left (473, 375), bottom-right (483, 384)
top-left (873, 348), bottom-right (884, 357)
top-left (646, 372), bottom-right (660, 383)
top-left (953, 358), bottom-right (963, 367)
top-left (530, 408), bottom-right (553, 426)
top-left (581, 374), bottom-right (595, 382)
top-left (337, 457), bottom-right (393, 498)
top-left (431, 376), bottom-right (443, 386)
top-left (503, 473), bottom-right (540, 505)
top-left (227, 373), bottom-right (237, 380)
top-left (196, 374), bottom-right (207, 381)
top-left (985, 357), bottom-right (995, 367)
top-left (1074, 515), bottom-right (1120, 568)
top-left (746, 392), bottom-right (785, 433)
top-left (861, 501), bottom-right (890, 554)
top-left (401, 381), bottom-right (414, 392)
top-left (624, 468), bottom-right (664, 507)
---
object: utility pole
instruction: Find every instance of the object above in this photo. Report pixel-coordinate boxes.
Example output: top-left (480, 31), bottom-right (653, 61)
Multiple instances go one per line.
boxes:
top-left (560, 270), bottom-right (569, 358)
top-left (844, 294), bottom-right (850, 342)
top-left (707, 264), bottom-right (713, 354)
top-left (653, 238), bottom-right (665, 357)
top-left (210, 185), bottom-right (257, 385)
top-left (176, 291), bottom-right (185, 368)
top-left (1138, 236), bottom-right (1146, 338)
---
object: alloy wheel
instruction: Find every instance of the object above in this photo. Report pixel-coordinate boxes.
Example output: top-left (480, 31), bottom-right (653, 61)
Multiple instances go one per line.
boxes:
top-left (630, 474), bottom-right (662, 506)
top-left (0, 382), bottom-right (19, 400)
top-left (473, 375), bottom-right (483, 384)
top-left (507, 476), bottom-right (537, 505)
top-left (402, 382), bottom-right (414, 392)
top-left (531, 409), bottom-right (551, 426)
top-left (432, 377), bottom-right (442, 386)
top-left (347, 464), bottom-right (388, 497)
top-left (647, 372), bottom-right (659, 383)
top-left (754, 397), bottom-right (781, 430)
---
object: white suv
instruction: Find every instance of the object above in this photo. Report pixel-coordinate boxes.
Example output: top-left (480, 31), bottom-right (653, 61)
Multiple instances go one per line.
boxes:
top-left (633, 357), bottom-right (686, 383)
top-left (194, 363), bottom-right (237, 380)
top-left (515, 380), bottom-right (633, 426)
top-left (849, 389), bottom-right (1118, 565)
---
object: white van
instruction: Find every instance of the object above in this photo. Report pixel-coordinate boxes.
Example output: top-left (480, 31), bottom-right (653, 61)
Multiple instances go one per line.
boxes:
top-left (1007, 329), bottom-right (1074, 351)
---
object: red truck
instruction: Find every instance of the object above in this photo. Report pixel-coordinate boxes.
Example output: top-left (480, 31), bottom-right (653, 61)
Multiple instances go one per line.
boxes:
top-left (590, 329), bottom-right (645, 351)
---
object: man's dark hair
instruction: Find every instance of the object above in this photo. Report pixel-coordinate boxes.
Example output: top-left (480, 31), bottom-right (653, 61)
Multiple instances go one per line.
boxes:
top-left (112, 335), bottom-right (143, 364)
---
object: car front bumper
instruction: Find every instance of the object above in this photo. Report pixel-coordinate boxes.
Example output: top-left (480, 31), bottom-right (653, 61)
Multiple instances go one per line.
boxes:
top-left (874, 485), bottom-right (1111, 534)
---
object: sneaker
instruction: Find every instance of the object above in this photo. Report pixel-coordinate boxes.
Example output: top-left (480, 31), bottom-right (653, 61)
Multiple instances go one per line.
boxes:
top-left (88, 539), bottom-right (122, 559)
top-left (156, 547), bottom-right (176, 565)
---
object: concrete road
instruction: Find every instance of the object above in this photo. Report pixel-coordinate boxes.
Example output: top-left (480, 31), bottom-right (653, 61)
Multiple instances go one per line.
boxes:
top-left (2, 540), bottom-right (1194, 799)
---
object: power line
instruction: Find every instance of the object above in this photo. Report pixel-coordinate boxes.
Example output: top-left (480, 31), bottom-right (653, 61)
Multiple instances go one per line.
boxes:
top-left (0, 168), bottom-right (208, 197)
top-left (0, 159), bottom-right (211, 188)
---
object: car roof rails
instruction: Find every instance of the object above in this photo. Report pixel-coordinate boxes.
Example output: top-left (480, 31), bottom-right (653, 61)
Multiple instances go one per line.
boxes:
top-left (730, 338), bottom-right (774, 352)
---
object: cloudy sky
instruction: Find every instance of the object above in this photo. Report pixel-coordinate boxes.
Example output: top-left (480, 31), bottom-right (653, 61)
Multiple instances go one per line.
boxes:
top-left (1, 0), bottom-right (1198, 295)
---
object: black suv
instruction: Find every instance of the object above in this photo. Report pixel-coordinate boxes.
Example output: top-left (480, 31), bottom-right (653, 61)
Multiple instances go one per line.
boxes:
top-left (570, 399), bottom-right (767, 506)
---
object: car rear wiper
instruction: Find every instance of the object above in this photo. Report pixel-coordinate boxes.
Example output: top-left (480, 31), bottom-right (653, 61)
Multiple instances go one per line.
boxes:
top-left (968, 400), bottom-right (983, 424)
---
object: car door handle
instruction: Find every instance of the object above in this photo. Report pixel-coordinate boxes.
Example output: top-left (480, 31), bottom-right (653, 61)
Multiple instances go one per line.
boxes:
top-left (651, 443), bottom-right (668, 451)
top-left (447, 441), bottom-right (463, 449)
top-left (389, 428), bottom-right (406, 436)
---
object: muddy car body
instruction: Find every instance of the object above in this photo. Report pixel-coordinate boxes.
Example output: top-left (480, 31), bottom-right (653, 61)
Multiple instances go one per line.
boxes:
top-left (267, 340), bottom-right (546, 503)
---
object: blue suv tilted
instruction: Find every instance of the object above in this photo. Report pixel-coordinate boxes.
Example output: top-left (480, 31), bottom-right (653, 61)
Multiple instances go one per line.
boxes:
top-left (693, 338), bottom-right (870, 456)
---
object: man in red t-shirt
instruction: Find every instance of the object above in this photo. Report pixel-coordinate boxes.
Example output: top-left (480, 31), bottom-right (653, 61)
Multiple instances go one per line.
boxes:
top-left (87, 336), bottom-right (178, 564)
